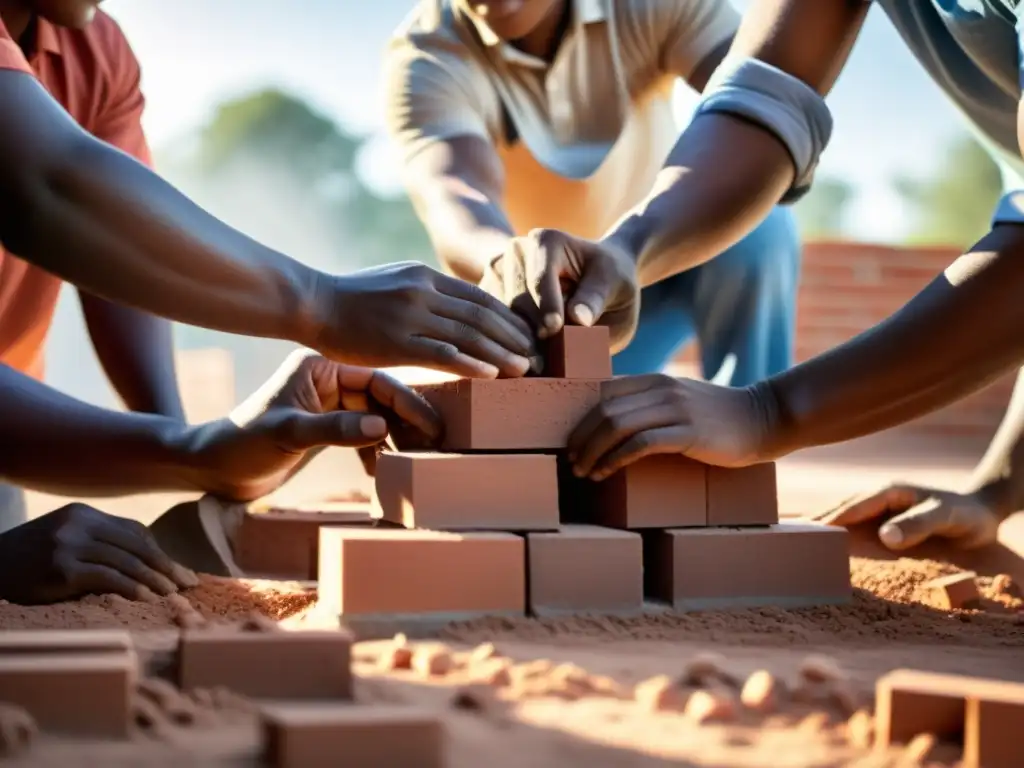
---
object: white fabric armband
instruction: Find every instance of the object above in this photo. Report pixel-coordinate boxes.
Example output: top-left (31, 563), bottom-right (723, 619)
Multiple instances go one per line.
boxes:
top-left (992, 191), bottom-right (1024, 226)
top-left (694, 56), bottom-right (834, 204)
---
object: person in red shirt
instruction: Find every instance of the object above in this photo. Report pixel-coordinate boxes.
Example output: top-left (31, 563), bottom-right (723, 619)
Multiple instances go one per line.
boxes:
top-left (0, 1), bottom-right (536, 526)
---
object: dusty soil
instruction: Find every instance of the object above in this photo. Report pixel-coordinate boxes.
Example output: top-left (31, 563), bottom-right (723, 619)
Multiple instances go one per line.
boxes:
top-left (1, 517), bottom-right (1023, 767)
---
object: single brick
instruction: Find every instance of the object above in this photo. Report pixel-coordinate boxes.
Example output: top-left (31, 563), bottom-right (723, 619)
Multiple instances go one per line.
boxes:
top-left (875, 670), bottom-right (967, 747)
top-left (0, 630), bottom-right (132, 656)
top-left (373, 452), bottom-right (558, 531)
top-left (318, 528), bottom-right (525, 620)
top-left (563, 455), bottom-right (707, 529)
top-left (235, 506), bottom-right (374, 580)
top-left (0, 654), bottom-right (134, 737)
top-left (178, 629), bottom-right (353, 700)
top-left (965, 682), bottom-right (1024, 768)
top-left (406, 378), bottom-right (602, 451)
top-left (526, 525), bottom-right (643, 616)
top-left (706, 462), bottom-right (779, 526)
top-left (644, 523), bottom-right (850, 610)
top-left (926, 571), bottom-right (980, 610)
top-left (544, 326), bottom-right (612, 379)
top-left (261, 703), bottom-right (444, 768)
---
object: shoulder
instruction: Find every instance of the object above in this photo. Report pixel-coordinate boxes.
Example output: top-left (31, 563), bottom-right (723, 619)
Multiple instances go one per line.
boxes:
top-left (385, 0), bottom-right (492, 102)
top-left (71, 10), bottom-right (142, 81)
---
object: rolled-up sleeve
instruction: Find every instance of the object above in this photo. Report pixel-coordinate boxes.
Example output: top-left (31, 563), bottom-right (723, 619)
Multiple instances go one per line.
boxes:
top-left (641, 0), bottom-right (740, 80)
top-left (383, 39), bottom-right (492, 164)
top-left (991, 18), bottom-right (1024, 226)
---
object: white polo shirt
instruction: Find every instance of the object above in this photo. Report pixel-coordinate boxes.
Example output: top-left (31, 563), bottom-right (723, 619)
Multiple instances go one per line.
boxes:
top-left (384, 0), bottom-right (739, 240)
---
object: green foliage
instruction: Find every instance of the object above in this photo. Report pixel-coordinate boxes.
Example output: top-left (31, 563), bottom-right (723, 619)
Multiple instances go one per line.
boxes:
top-left (156, 87), bottom-right (434, 275)
top-left (791, 176), bottom-right (854, 240)
top-left (893, 134), bottom-right (1003, 248)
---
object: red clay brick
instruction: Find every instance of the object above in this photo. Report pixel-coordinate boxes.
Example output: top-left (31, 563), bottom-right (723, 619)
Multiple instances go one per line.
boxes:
top-left (178, 629), bottom-right (353, 699)
top-left (261, 703), bottom-right (444, 768)
top-left (965, 682), bottom-right (1024, 768)
top-left (408, 378), bottom-right (602, 450)
top-left (373, 452), bottom-right (558, 531)
top-left (235, 505), bottom-right (374, 580)
top-left (526, 525), bottom-right (643, 616)
top-left (563, 456), bottom-right (707, 529)
top-left (644, 523), bottom-right (850, 610)
top-left (875, 670), bottom-right (968, 747)
top-left (0, 654), bottom-right (134, 737)
top-left (926, 571), bottom-right (980, 610)
top-left (318, 528), bottom-right (525, 620)
top-left (0, 629), bottom-right (132, 655)
top-left (706, 463), bottom-right (779, 526)
top-left (544, 326), bottom-right (612, 379)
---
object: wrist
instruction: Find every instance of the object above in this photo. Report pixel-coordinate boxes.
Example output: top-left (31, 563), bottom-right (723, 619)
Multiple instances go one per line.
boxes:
top-left (282, 263), bottom-right (331, 350)
top-left (965, 476), bottom-right (1022, 520)
top-left (745, 378), bottom-right (797, 462)
top-left (161, 421), bottom-right (220, 493)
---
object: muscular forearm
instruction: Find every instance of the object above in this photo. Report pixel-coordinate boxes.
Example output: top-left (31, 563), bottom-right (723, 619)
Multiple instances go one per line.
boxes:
top-left (79, 292), bottom-right (185, 419)
top-left (0, 364), bottom-right (206, 497)
top-left (1, 103), bottom-right (322, 345)
top-left (603, 113), bottom-right (794, 287)
top-left (411, 179), bottom-right (513, 284)
top-left (760, 226), bottom-right (1024, 457)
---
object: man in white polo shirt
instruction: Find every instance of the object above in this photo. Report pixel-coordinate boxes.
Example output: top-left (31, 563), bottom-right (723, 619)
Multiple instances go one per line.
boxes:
top-left (385, 0), bottom-right (801, 385)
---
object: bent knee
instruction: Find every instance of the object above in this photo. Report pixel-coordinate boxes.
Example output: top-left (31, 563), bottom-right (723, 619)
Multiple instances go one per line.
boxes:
top-left (719, 207), bottom-right (800, 275)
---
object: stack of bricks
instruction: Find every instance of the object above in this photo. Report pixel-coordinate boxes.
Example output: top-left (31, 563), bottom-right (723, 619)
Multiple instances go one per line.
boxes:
top-left (317, 325), bottom-right (851, 633)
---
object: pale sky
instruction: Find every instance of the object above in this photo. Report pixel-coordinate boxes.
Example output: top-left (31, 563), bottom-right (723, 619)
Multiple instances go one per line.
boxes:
top-left (102, 0), bottom-right (975, 243)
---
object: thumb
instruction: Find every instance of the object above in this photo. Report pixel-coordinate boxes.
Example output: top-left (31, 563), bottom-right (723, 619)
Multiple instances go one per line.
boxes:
top-left (877, 497), bottom-right (950, 550)
top-left (272, 411), bottom-right (388, 451)
top-left (566, 251), bottom-right (618, 327)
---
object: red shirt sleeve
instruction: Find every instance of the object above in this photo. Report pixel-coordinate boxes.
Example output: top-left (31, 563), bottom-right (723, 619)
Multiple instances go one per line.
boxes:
top-left (0, 16), bottom-right (32, 74)
top-left (90, 17), bottom-right (152, 167)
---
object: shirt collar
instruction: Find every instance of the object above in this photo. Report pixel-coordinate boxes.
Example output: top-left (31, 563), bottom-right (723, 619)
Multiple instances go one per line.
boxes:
top-left (460, 0), bottom-right (606, 66)
top-left (34, 16), bottom-right (62, 57)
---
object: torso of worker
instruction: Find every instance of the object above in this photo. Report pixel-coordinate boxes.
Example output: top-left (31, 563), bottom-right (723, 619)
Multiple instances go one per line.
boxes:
top-left (0, 13), bottom-right (150, 379)
top-left (385, 0), bottom-right (739, 240)
top-left (873, 0), bottom-right (1024, 189)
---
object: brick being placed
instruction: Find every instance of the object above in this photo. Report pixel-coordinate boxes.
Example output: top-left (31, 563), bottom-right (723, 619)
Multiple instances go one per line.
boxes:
top-left (261, 703), bottom-right (444, 768)
top-left (402, 377), bottom-right (603, 451)
top-left (318, 528), bottom-right (525, 634)
top-left (235, 504), bottom-right (374, 580)
top-left (706, 462), bottom-right (779, 526)
top-left (0, 653), bottom-right (135, 737)
top-left (543, 325), bottom-right (612, 379)
top-left (373, 452), bottom-right (558, 531)
top-left (876, 669), bottom-right (1024, 767)
top-left (561, 455), bottom-right (707, 529)
top-left (526, 525), bottom-right (643, 616)
top-left (178, 628), bottom-right (353, 700)
top-left (644, 523), bottom-right (850, 610)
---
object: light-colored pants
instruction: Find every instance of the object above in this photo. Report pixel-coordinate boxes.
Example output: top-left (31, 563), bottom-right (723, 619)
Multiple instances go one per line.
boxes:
top-left (0, 483), bottom-right (28, 534)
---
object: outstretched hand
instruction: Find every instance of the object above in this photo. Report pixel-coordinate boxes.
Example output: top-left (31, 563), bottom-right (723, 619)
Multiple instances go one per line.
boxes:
top-left (190, 350), bottom-right (442, 500)
top-left (480, 229), bottom-right (641, 355)
top-left (813, 483), bottom-right (1003, 550)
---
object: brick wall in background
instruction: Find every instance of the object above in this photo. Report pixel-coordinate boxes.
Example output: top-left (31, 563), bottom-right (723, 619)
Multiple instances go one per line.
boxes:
top-left (676, 241), bottom-right (1015, 439)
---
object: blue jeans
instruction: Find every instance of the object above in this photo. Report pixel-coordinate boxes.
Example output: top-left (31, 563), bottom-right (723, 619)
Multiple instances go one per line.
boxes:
top-left (612, 206), bottom-right (800, 386)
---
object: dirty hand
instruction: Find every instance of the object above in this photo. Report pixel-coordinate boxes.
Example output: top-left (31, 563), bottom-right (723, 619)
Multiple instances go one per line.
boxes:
top-left (813, 483), bottom-right (1003, 550)
top-left (316, 261), bottom-right (536, 378)
top-left (189, 350), bottom-right (442, 500)
top-left (0, 503), bottom-right (197, 605)
top-left (482, 229), bottom-right (640, 354)
top-left (567, 374), bottom-right (776, 480)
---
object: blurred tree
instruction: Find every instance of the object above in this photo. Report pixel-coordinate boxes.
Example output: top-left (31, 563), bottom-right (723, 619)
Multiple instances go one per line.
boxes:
top-left (792, 176), bottom-right (854, 240)
top-left (893, 133), bottom-right (1003, 248)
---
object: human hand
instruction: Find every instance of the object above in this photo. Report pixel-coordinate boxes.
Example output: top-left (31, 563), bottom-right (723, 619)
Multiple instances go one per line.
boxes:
top-left (189, 350), bottom-right (442, 500)
top-left (813, 483), bottom-right (1002, 550)
top-left (0, 503), bottom-right (197, 605)
top-left (483, 229), bottom-right (640, 354)
top-left (314, 262), bottom-right (537, 378)
top-left (567, 374), bottom-right (776, 480)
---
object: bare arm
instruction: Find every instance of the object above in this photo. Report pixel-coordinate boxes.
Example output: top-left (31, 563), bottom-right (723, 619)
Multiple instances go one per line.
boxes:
top-left (404, 136), bottom-right (514, 284)
top-left (759, 225), bottom-right (1024, 456)
top-left (78, 292), bottom-right (185, 419)
top-left (604, 0), bottom-right (869, 287)
top-left (0, 71), bottom-right (321, 346)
